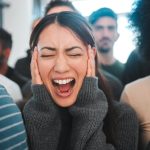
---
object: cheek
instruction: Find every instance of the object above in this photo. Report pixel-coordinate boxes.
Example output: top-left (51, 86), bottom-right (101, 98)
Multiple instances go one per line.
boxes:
top-left (70, 56), bottom-right (88, 78)
top-left (37, 58), bottom-right (53, 80)
top-left (94, 32), bottom-right (102, 41)
top-left (94, 32), bottom-right (99, 38)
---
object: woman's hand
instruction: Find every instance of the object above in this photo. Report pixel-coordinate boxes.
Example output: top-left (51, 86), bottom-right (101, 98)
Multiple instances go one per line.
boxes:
top-left (31, 47), bottom-right (43, 84)
top-left (86, 45), bottom-right (96, 77)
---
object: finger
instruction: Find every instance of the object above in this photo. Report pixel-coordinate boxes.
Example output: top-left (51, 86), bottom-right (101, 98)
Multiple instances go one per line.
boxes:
top-left (30, 47), bottom-right (35, 81)
top-left (87, 58), bottom-right (92, 77)
top-left (31, 47), bottom-right (43, 84)
top-left (31, 47), bottom-right (37, 84)
top-left (90, 48), bottom-right (96, 76)
top-left (87, 45), bottom-right (95, 77)
top-left (86, 45), bottom-right (92, 77)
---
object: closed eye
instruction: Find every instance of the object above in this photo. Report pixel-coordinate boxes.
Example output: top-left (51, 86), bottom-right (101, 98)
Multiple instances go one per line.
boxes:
top-left (41, 54), bottom-right (55, 57)
top-left (69, 54), bottom-right (82, 57)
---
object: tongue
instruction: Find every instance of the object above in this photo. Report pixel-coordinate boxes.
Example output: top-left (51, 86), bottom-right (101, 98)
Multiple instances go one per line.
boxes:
top-left (58, 83), bottom-right (71, 93)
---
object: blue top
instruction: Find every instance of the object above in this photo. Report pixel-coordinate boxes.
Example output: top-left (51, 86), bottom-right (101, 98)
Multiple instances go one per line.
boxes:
top-left (0, 85), bottom-right (28, 150)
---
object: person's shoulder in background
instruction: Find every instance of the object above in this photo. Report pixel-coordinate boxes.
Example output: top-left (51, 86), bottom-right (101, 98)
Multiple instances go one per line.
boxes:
top-left (102, 70), bottom-right (123, 100)
top-left (0, 74), bottom-right (23, 103)
top-left (123, 50), bottom-right (150, 85)
top-left (0, 84), bottom-right (28, 149)
top-left (14, 49), bottom-right (31, 80)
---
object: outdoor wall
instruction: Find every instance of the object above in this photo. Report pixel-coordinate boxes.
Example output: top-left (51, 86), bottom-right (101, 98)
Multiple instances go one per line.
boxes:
top-left (3, 0), bottom-right (33, 67)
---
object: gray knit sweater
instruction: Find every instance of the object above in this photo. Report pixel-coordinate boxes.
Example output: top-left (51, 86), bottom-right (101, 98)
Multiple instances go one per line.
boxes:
top-left (23, 77), bottom-right (138, 150)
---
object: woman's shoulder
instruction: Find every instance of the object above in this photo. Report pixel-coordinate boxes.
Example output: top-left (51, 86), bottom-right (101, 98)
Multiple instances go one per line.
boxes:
top-left (124, 76), bottom-right (150, 92)
top-left (121, 76), bottom-right (150, 105)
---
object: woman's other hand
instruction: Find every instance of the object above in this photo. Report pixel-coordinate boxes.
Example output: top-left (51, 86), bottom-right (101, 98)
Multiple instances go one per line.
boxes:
top-left (31, 47), bottom-right (43, 84)
top-left (86, 45), bottom-right (96, 77)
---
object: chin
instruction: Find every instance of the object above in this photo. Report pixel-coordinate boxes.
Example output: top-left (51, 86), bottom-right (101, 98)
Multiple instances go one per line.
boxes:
top-left (54, 98), bottom-right (76, 108)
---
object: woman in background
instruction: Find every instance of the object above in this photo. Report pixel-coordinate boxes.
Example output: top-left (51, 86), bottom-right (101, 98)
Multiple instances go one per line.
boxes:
top-left (121, 0), bottom-right (150, 149)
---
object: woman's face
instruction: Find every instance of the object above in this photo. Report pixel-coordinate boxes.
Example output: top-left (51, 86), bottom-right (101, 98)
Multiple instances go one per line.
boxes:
top-left (37, 23), bottom-right (88, 107)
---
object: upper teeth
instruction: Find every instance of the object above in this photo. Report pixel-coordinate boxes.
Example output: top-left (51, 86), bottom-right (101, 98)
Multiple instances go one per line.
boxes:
top-left (53, 79), bottom-right (73, 85)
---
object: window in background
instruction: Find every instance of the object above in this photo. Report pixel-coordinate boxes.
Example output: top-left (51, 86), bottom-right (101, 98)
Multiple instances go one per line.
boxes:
top-left (0, 0), bottom-right (10, 27)
top-left (33, 0), bottom-right (42, 19)
top-left (114, 14), bottom-right (135, 63)
top-left (0, 0), bottom-right (3, 27)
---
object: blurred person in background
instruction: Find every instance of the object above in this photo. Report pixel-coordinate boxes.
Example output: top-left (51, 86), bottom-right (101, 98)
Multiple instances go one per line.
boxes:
top-left (0, 74), bottom-right (23, 104)
top-left (0, 84), bottom-right (28, 149)
top-left (89, 7), bottom-right (124, 100)
top-left (122, 44), bottom-right (150, 85)
top-left (89, 7), bottom-right (124, 81)
top-left (0, 27), bottom-right (26, 88)
top-left (14, 18), bottom-right (41, 81)
top-left (44, 0), bottom-right (78, 15)
top-left (121, 0), bottom-right (150, 149)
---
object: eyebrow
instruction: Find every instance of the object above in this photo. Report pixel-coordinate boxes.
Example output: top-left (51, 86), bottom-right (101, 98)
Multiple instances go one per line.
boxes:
top-left (40, 46), bottom-right (83, 51)
top-left (94, 24), bottom-right (117, 29)
top-left (40, 47), bottom-right (56, 51)
top-left (94, 25), bottom-right (116, 28)
top-left (65, 46), bottom-right (83, 52)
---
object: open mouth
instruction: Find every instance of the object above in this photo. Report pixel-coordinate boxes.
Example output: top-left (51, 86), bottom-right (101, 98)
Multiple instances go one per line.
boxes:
top-left (52, 78), bottom-right (75, 97)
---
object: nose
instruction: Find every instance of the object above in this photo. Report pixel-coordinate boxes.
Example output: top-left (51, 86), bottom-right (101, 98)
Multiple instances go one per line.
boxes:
top-left (53, 54), bottom-right (69, 73)
top-left (102, 27), bottom-right (110, 37)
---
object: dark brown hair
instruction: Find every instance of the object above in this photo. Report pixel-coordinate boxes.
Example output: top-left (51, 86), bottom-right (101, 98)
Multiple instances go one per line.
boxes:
top-left (129, 0), bottom-right (150, 61)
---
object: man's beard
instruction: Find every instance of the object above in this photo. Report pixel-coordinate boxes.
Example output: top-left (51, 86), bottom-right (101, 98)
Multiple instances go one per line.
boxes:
top-left (98, 47), bottom-right (110, 53)
top-left (97, 37), bottom-right (111, 53)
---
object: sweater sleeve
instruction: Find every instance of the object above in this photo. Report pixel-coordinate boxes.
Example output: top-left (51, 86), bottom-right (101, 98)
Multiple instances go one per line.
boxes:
top-left (68, 77), bottom-right (115, 150)
top-left (23, 84), bottom-right (61, 150)
top-left (111, 102), bottom-right (139, 150)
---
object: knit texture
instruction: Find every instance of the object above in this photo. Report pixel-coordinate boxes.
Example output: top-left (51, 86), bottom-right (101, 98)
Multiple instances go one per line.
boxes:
top-left (104, 101), bottom-right (139, 150)
top-left (23, 77), bottom-right (138, 150)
